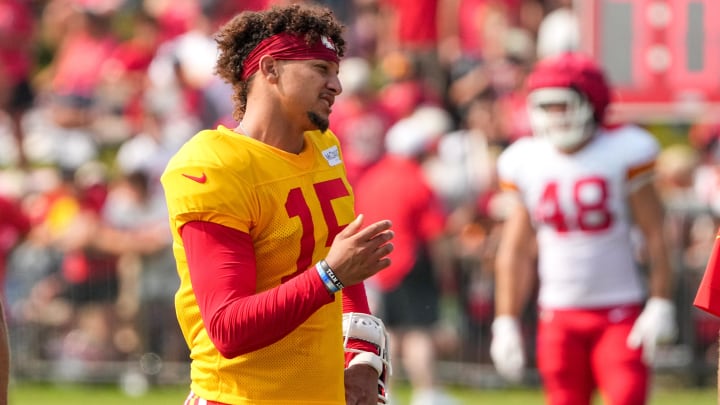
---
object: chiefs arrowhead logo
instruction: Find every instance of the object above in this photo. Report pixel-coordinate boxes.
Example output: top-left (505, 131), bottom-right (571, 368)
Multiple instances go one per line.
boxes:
top-left (182, 172), bottom-right (207, 184)
top-left (321, 35), bottom-right (336, 52)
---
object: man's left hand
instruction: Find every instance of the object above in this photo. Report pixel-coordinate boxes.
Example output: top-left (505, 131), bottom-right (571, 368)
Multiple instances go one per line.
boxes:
top-left (627, 297), bottom-right (677, 365)
top-left (344, 364), bottom-right (378, 405)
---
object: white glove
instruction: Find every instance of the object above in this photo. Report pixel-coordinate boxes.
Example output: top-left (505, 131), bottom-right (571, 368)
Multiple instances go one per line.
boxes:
top-left (626, 297), bottom-right (678, 365)
top-left (490, 315), bottom-right (525, 382)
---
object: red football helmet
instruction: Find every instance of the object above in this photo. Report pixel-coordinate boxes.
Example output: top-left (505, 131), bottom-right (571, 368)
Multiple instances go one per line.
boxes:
top-left (525, 52), bottom-right (611, 151)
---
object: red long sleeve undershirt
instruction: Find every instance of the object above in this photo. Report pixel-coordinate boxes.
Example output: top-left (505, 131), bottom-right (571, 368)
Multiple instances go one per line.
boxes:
top-left (181, 221), bottom-right (376, 359)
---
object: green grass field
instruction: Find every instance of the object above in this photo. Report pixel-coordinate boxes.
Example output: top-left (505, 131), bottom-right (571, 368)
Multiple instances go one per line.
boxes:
top-left (7, 382), bottom-right (717, 405)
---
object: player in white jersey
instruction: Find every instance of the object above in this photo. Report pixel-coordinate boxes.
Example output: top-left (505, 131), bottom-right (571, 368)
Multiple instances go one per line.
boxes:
top-left (489, 52), bottom-right (677, 405)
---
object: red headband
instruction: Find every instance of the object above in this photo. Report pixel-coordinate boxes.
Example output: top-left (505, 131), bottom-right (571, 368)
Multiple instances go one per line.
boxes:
top-left (241, 32), bottom-right (340, 80)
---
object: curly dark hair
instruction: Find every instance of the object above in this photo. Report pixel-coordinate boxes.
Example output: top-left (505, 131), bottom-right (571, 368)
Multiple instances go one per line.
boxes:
top-left (215, 4), bottom-right (346, 121)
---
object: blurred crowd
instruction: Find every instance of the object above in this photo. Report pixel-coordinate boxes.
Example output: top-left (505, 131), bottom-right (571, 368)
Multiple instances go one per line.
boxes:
top-left (0, 0), bottom-right (719, 388)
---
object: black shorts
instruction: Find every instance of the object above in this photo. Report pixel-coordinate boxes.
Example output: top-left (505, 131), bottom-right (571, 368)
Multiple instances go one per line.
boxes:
top-left (379, 249), bottom-right (439, 328)
top-left (64, 277), bottom-right (119, 304)
top-left (62, 254), bottom-right (119, 304)
top-left (2, 79), bottom-right (35, 113)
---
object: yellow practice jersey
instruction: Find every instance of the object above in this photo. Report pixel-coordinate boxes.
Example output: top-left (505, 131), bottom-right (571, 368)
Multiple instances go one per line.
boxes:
top-left (161, 126), bottom-right (355, 404)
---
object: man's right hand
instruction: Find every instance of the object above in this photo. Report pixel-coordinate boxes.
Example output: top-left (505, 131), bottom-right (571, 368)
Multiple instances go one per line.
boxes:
top-left (490, 315), bottom-right (525, 383)
top-left (324, 214), bottom-right (394, 287)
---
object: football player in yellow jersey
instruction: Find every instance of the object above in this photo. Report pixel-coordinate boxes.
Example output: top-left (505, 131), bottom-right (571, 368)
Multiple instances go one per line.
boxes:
top-left (161, 4), bottom-right (394, 405)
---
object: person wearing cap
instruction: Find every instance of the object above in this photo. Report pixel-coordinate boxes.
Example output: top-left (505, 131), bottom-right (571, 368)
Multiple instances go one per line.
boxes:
top-left (160, 4), bottom-right (394, 405)
top-left (354, 106), bottom-right (459, 405)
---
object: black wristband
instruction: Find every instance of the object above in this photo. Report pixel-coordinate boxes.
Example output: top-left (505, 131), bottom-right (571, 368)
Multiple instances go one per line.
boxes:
top-left (319, 259), bottom-right (344, 290)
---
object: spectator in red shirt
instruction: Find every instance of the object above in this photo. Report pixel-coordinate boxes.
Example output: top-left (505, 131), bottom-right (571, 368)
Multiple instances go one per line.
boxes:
top-left (0, 0), bottom-right (36, 169)
top-left (377, 0), bottom-right (448, 95)
top-left (41, 4), bottom-right (118, 129)
top-left (354, 106), bottom-right (457, 405)
top-left (0, 193), bottom-right (30, 405)
top-left (0, 194), bottom-right (30, 293)
top-left (100, 10), bottom-right (161, 134)
top-left (331, 57), bottom-right (393, 185)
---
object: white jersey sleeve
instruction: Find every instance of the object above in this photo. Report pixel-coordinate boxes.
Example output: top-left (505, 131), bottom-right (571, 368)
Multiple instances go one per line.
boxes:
top-left (608, 125), bottom-right (660, 192)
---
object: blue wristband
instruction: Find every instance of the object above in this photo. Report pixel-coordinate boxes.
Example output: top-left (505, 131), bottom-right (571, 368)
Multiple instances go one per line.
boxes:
top-left (317, 262), bottom-right (340, 294)
top-left (319, 259), bottom-right (344, 289)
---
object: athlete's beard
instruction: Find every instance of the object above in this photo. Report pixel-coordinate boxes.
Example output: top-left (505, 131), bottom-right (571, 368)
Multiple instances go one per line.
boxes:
top-left (308, 111), bottom-right (329, 133)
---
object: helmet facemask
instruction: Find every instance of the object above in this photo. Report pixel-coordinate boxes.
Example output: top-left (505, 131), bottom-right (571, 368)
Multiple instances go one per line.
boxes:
top-left (527, 87), bottom-right (595, 152)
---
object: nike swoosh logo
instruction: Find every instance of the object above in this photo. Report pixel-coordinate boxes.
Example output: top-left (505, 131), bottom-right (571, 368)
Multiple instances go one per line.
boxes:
top-left (182, 173), bottom-right (207, 184)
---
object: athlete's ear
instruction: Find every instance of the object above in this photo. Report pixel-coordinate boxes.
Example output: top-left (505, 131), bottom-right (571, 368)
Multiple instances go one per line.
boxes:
top-left (259, 55), bottom-right (279, 83)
